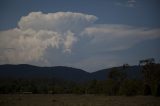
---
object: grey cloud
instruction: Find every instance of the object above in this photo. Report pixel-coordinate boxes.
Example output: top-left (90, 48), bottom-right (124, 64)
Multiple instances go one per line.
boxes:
top-left (81, 24), bottom-right (160, 52)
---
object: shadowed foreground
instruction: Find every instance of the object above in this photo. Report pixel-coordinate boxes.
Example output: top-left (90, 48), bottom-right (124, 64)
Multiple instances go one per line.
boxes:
top-left (0, 94), bottom-right (160, 106)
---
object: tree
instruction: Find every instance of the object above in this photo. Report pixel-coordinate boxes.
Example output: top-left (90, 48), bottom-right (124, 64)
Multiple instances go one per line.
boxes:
top-left (107, 68), bottom-right (127, 95)
top-left (139, 58), bottom-right (160, 96)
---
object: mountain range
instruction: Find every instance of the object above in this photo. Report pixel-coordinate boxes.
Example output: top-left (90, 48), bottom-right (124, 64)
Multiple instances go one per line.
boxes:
top-left (0, 64), bottom-right (142, 82)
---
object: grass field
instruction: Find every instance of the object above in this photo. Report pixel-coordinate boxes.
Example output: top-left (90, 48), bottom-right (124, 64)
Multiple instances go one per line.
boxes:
top-left (0, 94), bottom-right (160, 106)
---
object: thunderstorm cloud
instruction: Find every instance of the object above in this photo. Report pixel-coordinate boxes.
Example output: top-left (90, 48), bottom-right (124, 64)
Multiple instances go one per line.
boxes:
top-left (0, 11), bottom-right (160, 71)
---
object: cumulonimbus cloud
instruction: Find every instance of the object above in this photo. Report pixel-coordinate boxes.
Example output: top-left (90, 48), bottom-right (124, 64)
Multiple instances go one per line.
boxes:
top-left (0, 12), bottom-right (97, 64)
top-left (0, 11), bottom-right (160, 69)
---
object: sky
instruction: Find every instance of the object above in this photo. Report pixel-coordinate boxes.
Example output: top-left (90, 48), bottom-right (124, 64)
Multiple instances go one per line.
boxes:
top-left (0, 0), bottom-right (160, 72)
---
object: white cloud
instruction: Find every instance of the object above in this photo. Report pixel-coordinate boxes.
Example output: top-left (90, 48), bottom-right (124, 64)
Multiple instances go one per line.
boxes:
top-left (0, 11), bottom-right (160, 71)
top-left (63, 31), bottom-right (77, 53)
top-left (18, 11), bottom-right (97, 33)
top-left (0, 28), bottom-right (62, 63)
top-left (0, 12), bottom-right (97, 64)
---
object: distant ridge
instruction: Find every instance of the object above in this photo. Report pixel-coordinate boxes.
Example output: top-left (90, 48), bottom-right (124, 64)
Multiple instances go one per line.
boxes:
top-left (0, 64), bottom-right (142, 82)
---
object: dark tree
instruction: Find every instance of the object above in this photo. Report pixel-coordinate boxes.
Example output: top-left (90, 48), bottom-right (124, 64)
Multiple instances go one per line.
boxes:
top-left (139, 58), bottom-right (160, 96)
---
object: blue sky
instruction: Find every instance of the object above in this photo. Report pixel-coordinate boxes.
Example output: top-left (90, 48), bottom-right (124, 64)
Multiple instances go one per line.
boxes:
top-left (0, 0), bottom-right (160, 72)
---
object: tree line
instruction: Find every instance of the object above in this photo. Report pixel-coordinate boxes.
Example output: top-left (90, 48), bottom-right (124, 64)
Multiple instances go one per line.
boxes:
top-left (0, 58), bottom-right (160, 96)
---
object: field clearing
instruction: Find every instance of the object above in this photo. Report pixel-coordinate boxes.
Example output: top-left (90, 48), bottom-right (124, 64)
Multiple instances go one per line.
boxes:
top-left (0, 94), bottom-right (160, 106)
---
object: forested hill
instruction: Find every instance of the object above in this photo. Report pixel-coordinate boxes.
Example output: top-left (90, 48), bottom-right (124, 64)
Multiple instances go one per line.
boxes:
top-left (0, 64), bottom-right (142, 82)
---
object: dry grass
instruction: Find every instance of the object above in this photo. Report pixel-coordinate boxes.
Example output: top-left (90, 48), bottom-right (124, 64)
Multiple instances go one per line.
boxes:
top-left (0, 94), bottom-right (160, 106)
